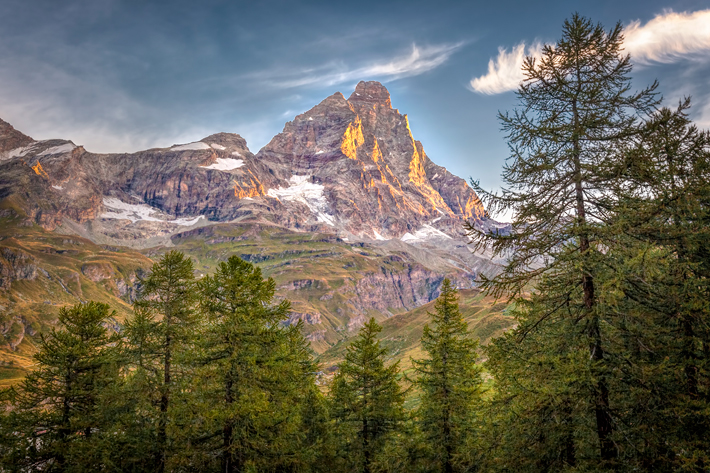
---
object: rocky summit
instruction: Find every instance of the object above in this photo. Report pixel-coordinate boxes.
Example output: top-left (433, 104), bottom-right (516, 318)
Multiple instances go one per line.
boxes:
top-left (0, 81), bottom-right (496, 245)
top-left (0, 81), bottom-right (509, 369)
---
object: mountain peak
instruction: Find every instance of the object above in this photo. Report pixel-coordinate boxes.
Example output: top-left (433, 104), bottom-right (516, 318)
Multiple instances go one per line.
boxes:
top-left (0, 118), bottom-right (34, 153)
top-left (347, 81), bottom-right (391, 109)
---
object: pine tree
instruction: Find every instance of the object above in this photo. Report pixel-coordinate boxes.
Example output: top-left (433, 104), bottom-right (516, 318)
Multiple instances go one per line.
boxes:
top-left (123, 250), bottom-right (197, 472)
top-left (0, 301), bottom-right (118, 472)
top-left (330, 317), bottom-right (405, 473)
top-left (467, 14), bottom-right (658, 466)
top-left (190, 255), bottom-right (316, 472)
top-left (412, 279), bottom-right (482, 473)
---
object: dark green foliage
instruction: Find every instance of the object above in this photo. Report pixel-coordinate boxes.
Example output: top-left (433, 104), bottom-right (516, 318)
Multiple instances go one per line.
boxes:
top-left (122, 250), bottom-right (198, 472)
top-left (0, 302), bottom-right (119, 472)
top-left (411, 279), bottom-right (482, 473)
top-left (612, 99), bottom-right (710, 469)
top-left (183, 255), bottom-right (319, 472)
top-left (468, 12), bottom-right (710, 473)
top-left (330, 318), bottom-right (405, 473)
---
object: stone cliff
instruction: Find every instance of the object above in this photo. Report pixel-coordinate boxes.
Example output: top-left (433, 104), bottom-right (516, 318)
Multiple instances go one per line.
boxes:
top-left (0, 81), bottom-right (492, 246)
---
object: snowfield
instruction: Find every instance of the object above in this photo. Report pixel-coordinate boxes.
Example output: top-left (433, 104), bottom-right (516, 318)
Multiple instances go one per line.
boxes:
top-left (201, 158), bottom-right (244, 171)
top-left (267, 175), bottom-right (335, 226)
top-left (171, 142), bottom-right (211, 151)
top-left (101, 197), bottom-right (203, 226)
top-left (39, 143), bottom-right (76, 155)
top-left (401, 225), bottom-right (452, 242)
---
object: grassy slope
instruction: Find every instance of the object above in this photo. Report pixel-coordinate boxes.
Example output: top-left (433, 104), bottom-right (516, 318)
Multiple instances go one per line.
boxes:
top-left (0, 213), bottom-right (153, 385)
top-left (317, 289), bottom-right (515, 374)
top-left (161, 223), bottom-right (480, 353)
top-left (1, 219), bottom-right (512, 388)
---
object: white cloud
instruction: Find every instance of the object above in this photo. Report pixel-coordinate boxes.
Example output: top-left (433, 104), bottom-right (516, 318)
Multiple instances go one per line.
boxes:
top-left (470, 9), bottom-right (710, 95)
top-left (256, 43), bottom-right (463, 89)
top-left (624, 9), bottom-right (710, 64)
top-left (469, 42), bottom-right (543, 95)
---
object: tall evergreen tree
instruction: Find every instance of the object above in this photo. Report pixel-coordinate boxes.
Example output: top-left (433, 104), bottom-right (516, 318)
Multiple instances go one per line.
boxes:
top-left (0, 302), bottom-right (118, 472)
top-left (123, 250), bottom-right (197, 472)
top-left (189, 255), bottom-right (317, 472)
top-left (330, 318), bottom-right (405, 473)
top-left (614, 99), bottom-right (710, 468)
top-left (412, 279), bottom-right (482, 473)
top-left (467, 14), bottom-right (658, 465)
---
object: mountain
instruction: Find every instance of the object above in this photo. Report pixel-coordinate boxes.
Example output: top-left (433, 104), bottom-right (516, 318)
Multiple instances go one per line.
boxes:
top-left (0, 81), bottom-right (511, 382)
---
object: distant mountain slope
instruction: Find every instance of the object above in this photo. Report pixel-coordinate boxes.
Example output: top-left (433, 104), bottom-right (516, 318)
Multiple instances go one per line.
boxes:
top-left (0, 81), bottom-right (510, 380)
top-left (0, 81), bottom-right (503, 246)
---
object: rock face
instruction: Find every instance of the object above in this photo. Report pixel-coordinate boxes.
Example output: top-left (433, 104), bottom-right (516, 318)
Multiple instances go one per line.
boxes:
top-left (0, 82), bottom-right (508, 356)
top-left (0, 81), bottom-right (494, 244)
top-left (257, 81), bottom-right (485, 239)
top-left (0, 247), bottom-right (37, 290)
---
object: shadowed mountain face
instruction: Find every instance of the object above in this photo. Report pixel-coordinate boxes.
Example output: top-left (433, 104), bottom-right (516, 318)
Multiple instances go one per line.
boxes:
top-left (0, 81), bottom-right (492, 246)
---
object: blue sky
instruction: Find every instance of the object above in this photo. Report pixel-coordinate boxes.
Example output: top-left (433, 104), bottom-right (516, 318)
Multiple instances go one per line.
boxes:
top-left (1, 0), bottom-right (709, 195)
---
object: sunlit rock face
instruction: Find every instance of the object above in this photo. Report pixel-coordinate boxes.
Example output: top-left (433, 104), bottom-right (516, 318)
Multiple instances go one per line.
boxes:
top-left (0, 81), bottom-right (491, 244)
top-left (256, 80), bottom-right (487, 239)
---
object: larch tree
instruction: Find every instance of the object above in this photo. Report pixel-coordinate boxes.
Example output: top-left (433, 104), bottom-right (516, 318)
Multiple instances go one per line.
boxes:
top-left (191, 255), bottom-right (315, 473)
top-left (615, 99), bottom-right (710, 468)
top-left (412, 279), bottom-right (482, 473)
top-left (467, 13), bottom-right (658, 465)
top-left (0, 302), bottom-right (118, 472)
top-left (330, 317), bottom-right (405, 473)
top-left (123, 250), bottom-right (197, 472)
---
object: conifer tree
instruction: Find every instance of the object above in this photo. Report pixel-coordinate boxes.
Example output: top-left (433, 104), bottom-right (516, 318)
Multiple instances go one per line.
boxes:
top-left (467, 14), bottom-right (658, 465)
top-left (123, 250), bottom-right (197, 472)
top-left (614, 100), bottom-right (710, 468)
top-left (190, 255), bottom-right (316, 472)
top-left (412, 279), bottom-right (482, 473)
top-left (330, 317), bottom-right (405, 473)
top-left (0, 302), bottom-right (118, 472)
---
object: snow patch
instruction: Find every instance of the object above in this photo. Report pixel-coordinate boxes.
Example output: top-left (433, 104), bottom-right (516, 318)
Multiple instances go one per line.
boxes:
top-left (308, 117), bottom-right (313, 121)
top-left (373, 230), bottom-right (387, 241)
top-left (101, 197), bottom-right (203, 226)
top-left (315, 150), bottom-right (324, 155)
top-left (267, 175), bottom-right (335, 226)
top-left (209, 143), bottom-right (226, 150)
top-left (40, 143), bottom-right (76, 155)
top-left (2, 144), bottom-right (38, 160)
top-left (431, 173), bottom-right (439, 179)
top-left (401, 225), bottom-right (452, 242)
top-left (52, 185), bottom-right (64, 191)
top-left (231, 151), bottom-right (242, 157)
top-left (171, 142), bottom-right (211, 151)
top-left (200, 158), bottom-right (244, 171)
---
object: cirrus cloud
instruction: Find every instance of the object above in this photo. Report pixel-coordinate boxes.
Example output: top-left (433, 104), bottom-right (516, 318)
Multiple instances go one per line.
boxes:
top-left (469, 42), bottom-right (543, 95)
top-left (624, 9), bottom-right (710, 64)
top-left (251, 42), bottom-right (464, 89)
top-left (470, 9), bottom-right (710, 95)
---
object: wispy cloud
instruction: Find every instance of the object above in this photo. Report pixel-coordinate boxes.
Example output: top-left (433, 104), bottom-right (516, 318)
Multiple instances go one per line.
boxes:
top-left (624, 9), bottom-right (710, 64)
top-left (469, 42), bottom-right (543, 95)
top-left (469, 9), bottom-right (710, 95)
top-left (253, 43), bottom-right (463, 89)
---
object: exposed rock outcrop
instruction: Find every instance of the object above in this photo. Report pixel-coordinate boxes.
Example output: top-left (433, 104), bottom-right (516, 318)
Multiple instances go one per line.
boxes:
top-left (0, 81), bottom-right (495, 244)
top-left (0, 247), bottom-right (37, 290)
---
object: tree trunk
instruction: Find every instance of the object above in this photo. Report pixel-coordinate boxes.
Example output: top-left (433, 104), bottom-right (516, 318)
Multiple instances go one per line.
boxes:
top-left (223, 376), bottom-right (234, 473)
top-left (158, 313), bottom-right (172, 473)
top-left (572, 97), bottom-right (617, 464)
top-left (562, 398), bottom-right (576, 467)
top-left (363, 417), bottom-right (370, 473)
